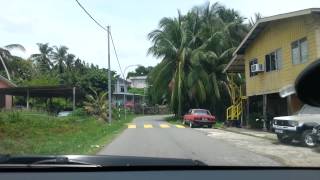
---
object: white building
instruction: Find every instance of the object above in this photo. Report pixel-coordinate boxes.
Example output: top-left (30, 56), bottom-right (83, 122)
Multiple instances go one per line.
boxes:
top-left (128, 76), bottom-right (147, 89)
top-left (112, 77), bottom-right (144, 107)
top-left (114, 77), bottom-right (130, 93)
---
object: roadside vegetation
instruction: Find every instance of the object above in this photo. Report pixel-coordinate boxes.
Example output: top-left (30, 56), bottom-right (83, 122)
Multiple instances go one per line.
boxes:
top-left (165, 116), bottom-right (184, 126)
top-left (0, 109), bottom-right (136, 155)
top-left (147, 2), bottom-right (260, 121)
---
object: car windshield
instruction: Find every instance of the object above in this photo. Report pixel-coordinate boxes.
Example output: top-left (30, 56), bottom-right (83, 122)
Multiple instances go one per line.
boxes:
top-left (299, 105), bottom-right (320, 114)
top-left (0, 0), bottom-right (320, 168)
top-left (193, 110), bottom-right (210, 115)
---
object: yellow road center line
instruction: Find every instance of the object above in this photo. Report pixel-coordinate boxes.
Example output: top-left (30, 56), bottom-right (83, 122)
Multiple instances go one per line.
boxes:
top-left (160, 124), bottom-right (170, 128)
top-left (175, 125), bottom-right (185, 128)
top-left (128, 124), bottom-right (136, 129)
top-left (144, 124), bottom-right (153, 128)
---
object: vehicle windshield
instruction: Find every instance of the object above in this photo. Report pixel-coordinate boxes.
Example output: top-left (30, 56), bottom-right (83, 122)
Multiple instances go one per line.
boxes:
top-left (299, 105), bottom-right (320, 114)
top-left (0, 0), bottom-right (319, 168)
top-left (193, 110), bottom-right (211, 115)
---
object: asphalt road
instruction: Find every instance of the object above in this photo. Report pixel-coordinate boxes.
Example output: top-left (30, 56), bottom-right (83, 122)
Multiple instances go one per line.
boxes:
top-left (98, 115), bottom-right (281, 166)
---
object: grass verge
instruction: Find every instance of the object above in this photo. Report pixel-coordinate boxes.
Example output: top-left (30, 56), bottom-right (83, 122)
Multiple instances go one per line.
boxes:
top-left (214, 121), bottom-right (224, 128)
top-left (0, 110), bottom-right (137, 155)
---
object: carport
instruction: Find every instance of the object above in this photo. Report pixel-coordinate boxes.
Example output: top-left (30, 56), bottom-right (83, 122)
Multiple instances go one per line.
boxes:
top-left (0, 86), bottom-right (81, 110)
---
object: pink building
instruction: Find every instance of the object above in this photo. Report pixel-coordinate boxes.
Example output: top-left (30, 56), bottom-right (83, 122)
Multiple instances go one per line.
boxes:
top-left (0, 75), bottom-right (16, 109)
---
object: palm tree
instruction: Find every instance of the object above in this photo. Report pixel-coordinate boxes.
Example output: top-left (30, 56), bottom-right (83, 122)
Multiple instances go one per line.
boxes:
top-left (147, 2), bottom-right (248, 118)
top-left (0, 44), bottom-right (25, 80)
top-left (52, 45), bottom-right (68, 74)
top-left (249, 13), bottom-right (262, 28)
top-left (30, 43), bottom-right (53, 72)
top-left (148, 11), bottom-right (198, 117)
top-left (65, 54), bottom-right (75, 71)
top-left (83, 88), bottom-right (110, 122)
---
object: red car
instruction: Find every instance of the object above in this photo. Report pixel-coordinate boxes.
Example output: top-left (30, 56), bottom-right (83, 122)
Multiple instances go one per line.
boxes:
top-left (183, 109), bottom-right (216, 128)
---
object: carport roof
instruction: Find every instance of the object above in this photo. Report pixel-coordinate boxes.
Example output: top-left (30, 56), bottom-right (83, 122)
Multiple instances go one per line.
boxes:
top-left (0, 86), bottom-right (81, 97)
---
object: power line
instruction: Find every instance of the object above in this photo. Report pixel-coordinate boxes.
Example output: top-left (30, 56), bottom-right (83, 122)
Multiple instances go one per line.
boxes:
top-left (75, 0), bottom-right (108, 32)
top-left (74, 0), bottom-right (125, 79)
top-left (110, 32), bottom-right (125, 79)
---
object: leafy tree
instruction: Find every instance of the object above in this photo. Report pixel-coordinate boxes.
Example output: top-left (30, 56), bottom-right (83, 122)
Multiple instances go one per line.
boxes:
top-left (83, 88), bottom-right (112, 122)
top-left (0, 44), bottom-right (25, 80)
top-left (249, 13), bottom-right (262, 28)
top-left (147, 2), bottom-right (248, 118)
top-left (30, 43), bottom-right (53, 72)
top-left (127, 66), bottom-right (153, 78)
top-left (52, 45), bottom-right (68, 74)
top-left (22, 73), bottom-right (60, 86)
top-left (65, 54), bottom-right (75, 71)
top-left (9, 56), bottom-right (33, 84)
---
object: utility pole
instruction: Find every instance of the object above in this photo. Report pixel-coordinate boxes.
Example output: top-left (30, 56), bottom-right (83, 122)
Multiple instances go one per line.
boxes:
top-left (107, 25), bottom-right (112, 123)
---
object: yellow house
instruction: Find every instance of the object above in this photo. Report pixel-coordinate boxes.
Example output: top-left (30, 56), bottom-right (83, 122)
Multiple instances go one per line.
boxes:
top-left (224, 8), bottom-right (320, 127)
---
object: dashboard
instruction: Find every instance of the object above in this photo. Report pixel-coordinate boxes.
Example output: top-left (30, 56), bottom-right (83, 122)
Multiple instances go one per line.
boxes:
top-left (0, 169), bottom-right (319, 180)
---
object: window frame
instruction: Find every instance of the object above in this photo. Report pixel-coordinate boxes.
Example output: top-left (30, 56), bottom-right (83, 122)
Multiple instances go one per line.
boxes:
top-left (120, 86), bottom-right (125, 92)
top-left (291, 37), bottom-right (308, 65)
top-left (265, 48), bottom-right (282, 72)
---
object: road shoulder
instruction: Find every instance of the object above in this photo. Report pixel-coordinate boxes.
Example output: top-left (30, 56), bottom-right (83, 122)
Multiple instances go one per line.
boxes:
top-left (196, 128), bottom-right (320, 167)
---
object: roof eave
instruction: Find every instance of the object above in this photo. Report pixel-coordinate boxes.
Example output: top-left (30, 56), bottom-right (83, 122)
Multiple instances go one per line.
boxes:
top-left (233, 8), bottom-right (320, 56)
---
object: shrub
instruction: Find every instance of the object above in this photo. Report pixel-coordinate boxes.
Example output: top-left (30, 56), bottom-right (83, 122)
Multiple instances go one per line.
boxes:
top-left (71, 108), bottom-right (87, 117)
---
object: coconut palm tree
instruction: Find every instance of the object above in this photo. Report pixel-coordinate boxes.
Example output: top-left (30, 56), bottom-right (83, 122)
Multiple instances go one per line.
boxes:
top-left (52, 45), bottom-right (68, 74)
top-left (65, 53), bottom-right (75, 71)
top-left (249, 13), bottom-right (262, 28)
top-left (30, 43), bottom-right (53, 72)
top-left (147, 2), bottom-right (248, 118)
top-left (0, 44), bottom-right (25, 80)
top-left (148, 11), bottom-right (200, 117)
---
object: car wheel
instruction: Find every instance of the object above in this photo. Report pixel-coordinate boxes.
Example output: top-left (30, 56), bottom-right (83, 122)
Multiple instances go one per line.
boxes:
top-left (189, 121), bottom-right (194, 128)
top-left (277, 134), bottom-right (292, 144)
top-left (302, 130), bottom-right (316, 147)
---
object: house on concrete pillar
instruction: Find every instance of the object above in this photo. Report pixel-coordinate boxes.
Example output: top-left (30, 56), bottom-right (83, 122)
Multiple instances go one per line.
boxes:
top-left (224, 8), bottom-right (320, 129)
top-left (0, 75), bottom-right (16, 109)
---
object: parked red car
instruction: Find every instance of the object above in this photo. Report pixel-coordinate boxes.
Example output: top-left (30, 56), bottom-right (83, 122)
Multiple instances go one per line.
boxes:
top-left (183, 109), bottom-right (216, 128)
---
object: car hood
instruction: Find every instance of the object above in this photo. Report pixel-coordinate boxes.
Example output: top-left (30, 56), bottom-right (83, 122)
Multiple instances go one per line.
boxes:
top-left (273, 114), bottom-right (320, 122)
top-left (0, 155), bottom-right (206, 167)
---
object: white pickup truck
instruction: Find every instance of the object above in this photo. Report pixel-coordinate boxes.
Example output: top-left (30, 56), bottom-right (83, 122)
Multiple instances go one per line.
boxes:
top-left (273, 105), bottom-right (320, 147)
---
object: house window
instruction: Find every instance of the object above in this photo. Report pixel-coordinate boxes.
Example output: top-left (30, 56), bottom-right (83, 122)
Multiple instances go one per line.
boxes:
top-left (249, 58), bottom-right (258, 77)
top-left (265, 49), bottom-right (282, 72)
top-left (291, 37), bottom-right (308, 64)
top-left (120, 86), bottom-right (125, 92)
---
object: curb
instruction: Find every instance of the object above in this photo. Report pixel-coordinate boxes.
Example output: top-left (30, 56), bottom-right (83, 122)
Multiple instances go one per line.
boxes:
top-left (218, 128), bottom-right (277, 141)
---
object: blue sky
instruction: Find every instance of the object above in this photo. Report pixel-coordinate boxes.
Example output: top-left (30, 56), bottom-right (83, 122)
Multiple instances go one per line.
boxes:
top-left (1, 0), bottom-right (320, 76)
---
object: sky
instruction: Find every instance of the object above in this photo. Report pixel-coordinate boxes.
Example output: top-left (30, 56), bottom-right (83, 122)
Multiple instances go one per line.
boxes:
top-left (1, 0), bottom-right (320, 76)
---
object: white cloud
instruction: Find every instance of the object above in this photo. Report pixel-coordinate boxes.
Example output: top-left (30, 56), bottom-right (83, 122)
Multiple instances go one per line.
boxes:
top-left (1, 0), bottom-right (319, 75)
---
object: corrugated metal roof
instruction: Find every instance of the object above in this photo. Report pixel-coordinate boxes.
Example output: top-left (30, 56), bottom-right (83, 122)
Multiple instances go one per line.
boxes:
top-left (224, 8), bottom-right (320, 73)
top-left (0, 86), bottom-right (81, 97)
top-left (233, 8), bottom-right (320, 56)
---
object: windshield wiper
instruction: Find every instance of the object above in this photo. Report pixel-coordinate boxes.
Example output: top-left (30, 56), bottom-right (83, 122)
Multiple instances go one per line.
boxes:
top-left (0, 155), bottom-right (101, 168)
top-left (30, 157), bottom-right (101, 167)
top-left (0, 155), bottom-right (205, 168)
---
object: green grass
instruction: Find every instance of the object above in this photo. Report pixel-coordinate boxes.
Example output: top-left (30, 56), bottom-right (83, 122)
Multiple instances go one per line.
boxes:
top-left (214, 121), bottom-right (225, 128)
top-left (0, 110), bottom-right (137, 155)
